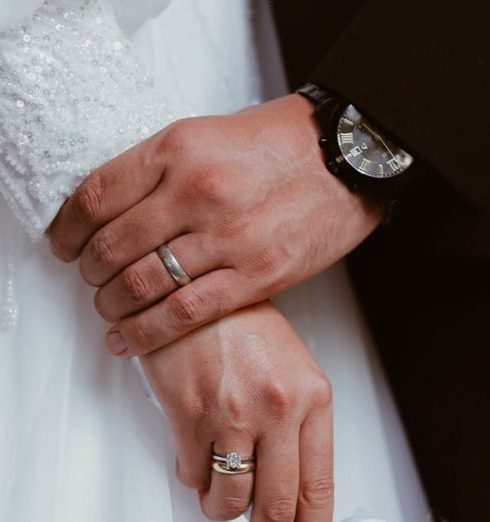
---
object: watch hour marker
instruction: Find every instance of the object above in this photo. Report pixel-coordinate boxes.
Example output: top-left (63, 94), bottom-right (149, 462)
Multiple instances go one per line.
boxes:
top-left (387, 158), bottom-right (400, 172)
top-left (339, 132), bottom-right (354, 145)
top-left (340, 117), bottom-right (354, 128)
top-left (359, 159), bottom-right (370, 173)
top-left (378, 163), bottom-right (384, 175)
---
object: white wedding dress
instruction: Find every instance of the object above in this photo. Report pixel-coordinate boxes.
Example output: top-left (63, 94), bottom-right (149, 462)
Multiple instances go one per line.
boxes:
top-left (0, 1), bottom-right (430, 521)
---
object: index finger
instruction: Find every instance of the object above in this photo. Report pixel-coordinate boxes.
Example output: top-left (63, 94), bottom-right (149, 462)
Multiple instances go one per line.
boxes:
top-left (46, 133), bottom-right (165, 262)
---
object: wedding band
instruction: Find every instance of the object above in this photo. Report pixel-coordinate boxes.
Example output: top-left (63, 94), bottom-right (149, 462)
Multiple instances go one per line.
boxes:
top-left (211, 451), bottom-right (255, 474)
top-left (212, 461), bottom-right (255, 475)
top-left (156, 244), bottom-right (192, 287)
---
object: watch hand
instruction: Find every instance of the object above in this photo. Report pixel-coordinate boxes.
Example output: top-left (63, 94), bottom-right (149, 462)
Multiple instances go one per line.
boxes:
top-left (360, 122), bottom-right (397, 160)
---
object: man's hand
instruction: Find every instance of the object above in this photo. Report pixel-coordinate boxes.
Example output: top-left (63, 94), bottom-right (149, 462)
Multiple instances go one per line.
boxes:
top-left (140, 301), bottom-right (333, 521)
top-left (47, 94), bottom-right (381, 357)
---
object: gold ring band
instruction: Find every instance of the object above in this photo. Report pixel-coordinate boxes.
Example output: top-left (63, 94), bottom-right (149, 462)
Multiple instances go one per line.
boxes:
top-left (212, 461), bottom-right (256, 475)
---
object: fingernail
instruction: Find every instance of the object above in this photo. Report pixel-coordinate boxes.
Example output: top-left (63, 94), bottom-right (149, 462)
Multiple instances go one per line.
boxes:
top-left (106, 331), bottom-right (128, 356)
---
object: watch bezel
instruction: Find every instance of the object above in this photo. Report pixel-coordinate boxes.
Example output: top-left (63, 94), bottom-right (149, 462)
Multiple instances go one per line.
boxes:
top-left (316, 98), bottom-right (350, 176)
top-left (296, 83), bottom-right (415, 216)
top-left (317, 99), bottom-right (413, 181)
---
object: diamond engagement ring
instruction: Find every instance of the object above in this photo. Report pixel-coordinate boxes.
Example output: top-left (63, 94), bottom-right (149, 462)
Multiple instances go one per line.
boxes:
top-left (211, 452), bottom-right (256, 475)
top-left (156, 243), bottom-right (192, 287)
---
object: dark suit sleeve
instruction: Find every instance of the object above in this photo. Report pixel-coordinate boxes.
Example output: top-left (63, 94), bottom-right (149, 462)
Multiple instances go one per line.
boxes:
top-left (308, 1), bottom-right (490, 213)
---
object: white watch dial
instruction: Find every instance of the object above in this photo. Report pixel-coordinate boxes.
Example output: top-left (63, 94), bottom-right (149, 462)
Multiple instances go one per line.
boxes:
top-left (336, 105), bottom-right (413, 179)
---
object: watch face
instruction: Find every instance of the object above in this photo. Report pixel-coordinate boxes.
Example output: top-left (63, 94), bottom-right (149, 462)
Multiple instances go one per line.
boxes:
top-left (336, 105), bottom-right (413, 178)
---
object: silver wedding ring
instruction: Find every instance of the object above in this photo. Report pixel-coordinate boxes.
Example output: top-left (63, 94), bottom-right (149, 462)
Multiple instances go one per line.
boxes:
top-left (156, 243), bottom-right (192, 287)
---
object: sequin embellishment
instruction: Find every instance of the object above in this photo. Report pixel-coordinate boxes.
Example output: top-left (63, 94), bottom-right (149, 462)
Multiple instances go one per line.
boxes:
top-left (0, 0), bottom-right (169, 240)
top-left (0, 254), bottom-right (18, 331)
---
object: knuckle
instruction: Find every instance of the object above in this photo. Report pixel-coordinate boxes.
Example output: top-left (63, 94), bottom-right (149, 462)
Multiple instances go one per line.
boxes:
top-left (121, 266), bottom-right (151, 304)
top-left (162, 119), bottom-right (193, 158)
top-left (299, 476), bottom-right (334, 510)
top-left (188, 168), bottom-right (230, 205)
top-left (139, 132), bottom-right (164, 173)
top-left (262, 381), bottom-right (295, 418)
top-left (246, 250), bottom-right (280, 283)
top-left (169, 291), bottom-right (204, 326)
top-left (73, 176), bottom-right (104, 225)
top-left (200, 285), bottom-right (227, 319)
top-left (87, 230), bottom-right (118, 271)
top-left (263, 496), bottom-right (296, 521)
top-left (216, 496), bottom-right (250, 519)
top-left (311, 375), bottom-right (333, 409)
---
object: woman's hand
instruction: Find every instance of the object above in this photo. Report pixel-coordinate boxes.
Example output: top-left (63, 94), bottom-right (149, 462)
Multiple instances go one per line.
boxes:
top-left (47, 94), bottom-right (380, 357)
top-left (140, 301), bottom-right (333, 522)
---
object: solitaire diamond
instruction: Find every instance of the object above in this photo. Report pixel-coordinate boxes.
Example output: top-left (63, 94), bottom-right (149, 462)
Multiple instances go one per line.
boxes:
top-left (226, 452), bottom-right (242, 470)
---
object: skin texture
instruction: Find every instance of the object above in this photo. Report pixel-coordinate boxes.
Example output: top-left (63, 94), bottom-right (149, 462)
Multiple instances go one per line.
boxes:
top-left (46, 94), bottom-right (380, 519)
top-left (46, 94), bottom-right (381, 357)
top-left (140, 301), bottom-right (333, 521)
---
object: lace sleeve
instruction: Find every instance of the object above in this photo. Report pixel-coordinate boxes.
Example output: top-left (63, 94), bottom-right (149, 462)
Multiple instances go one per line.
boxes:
top-left (0, 0), bottom-right (168, 240)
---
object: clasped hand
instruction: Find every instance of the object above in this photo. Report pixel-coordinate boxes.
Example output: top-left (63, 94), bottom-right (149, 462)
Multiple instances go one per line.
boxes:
top-left (141, 302), bottom-right (333, 521)
top-left (47, 95), bottom-right (380, 357)
top-left (47, 94), bottom-right (380, 521)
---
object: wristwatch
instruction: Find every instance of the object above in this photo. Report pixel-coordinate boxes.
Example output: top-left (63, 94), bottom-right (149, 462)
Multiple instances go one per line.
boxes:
top-left (297, 83), bottom-right (414, 213)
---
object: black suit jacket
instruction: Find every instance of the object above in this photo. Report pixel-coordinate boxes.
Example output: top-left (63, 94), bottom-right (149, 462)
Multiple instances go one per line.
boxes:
top-left (272, 2), bottom-right (490, 520)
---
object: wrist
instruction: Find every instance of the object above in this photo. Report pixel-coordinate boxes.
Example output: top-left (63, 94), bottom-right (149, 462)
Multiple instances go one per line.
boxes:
top-left (289, 92), bottom-right (323, 140)
top-left (296, 83), bottom-right (415, 221)
top-left (289, 92), bottom-right (384, 223)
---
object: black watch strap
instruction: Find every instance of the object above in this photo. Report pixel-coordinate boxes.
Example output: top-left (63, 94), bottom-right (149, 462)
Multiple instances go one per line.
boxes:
top-left (296, 83), bottom-right (333, 105)
top-left (296, 83), bottom-right (342, 123)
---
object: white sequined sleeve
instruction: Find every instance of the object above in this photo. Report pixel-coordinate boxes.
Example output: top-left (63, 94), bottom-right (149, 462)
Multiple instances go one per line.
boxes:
top-left (0, 0), bottom-right (168, 240)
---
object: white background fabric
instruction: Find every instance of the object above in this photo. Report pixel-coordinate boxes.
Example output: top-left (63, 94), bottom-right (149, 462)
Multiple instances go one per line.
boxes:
top-left (0, 0), bottom-right (44, 33)
top-left (0, 0), bottom-right (171, 34)
top-left (0, 1), bottom-right (430, 520)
